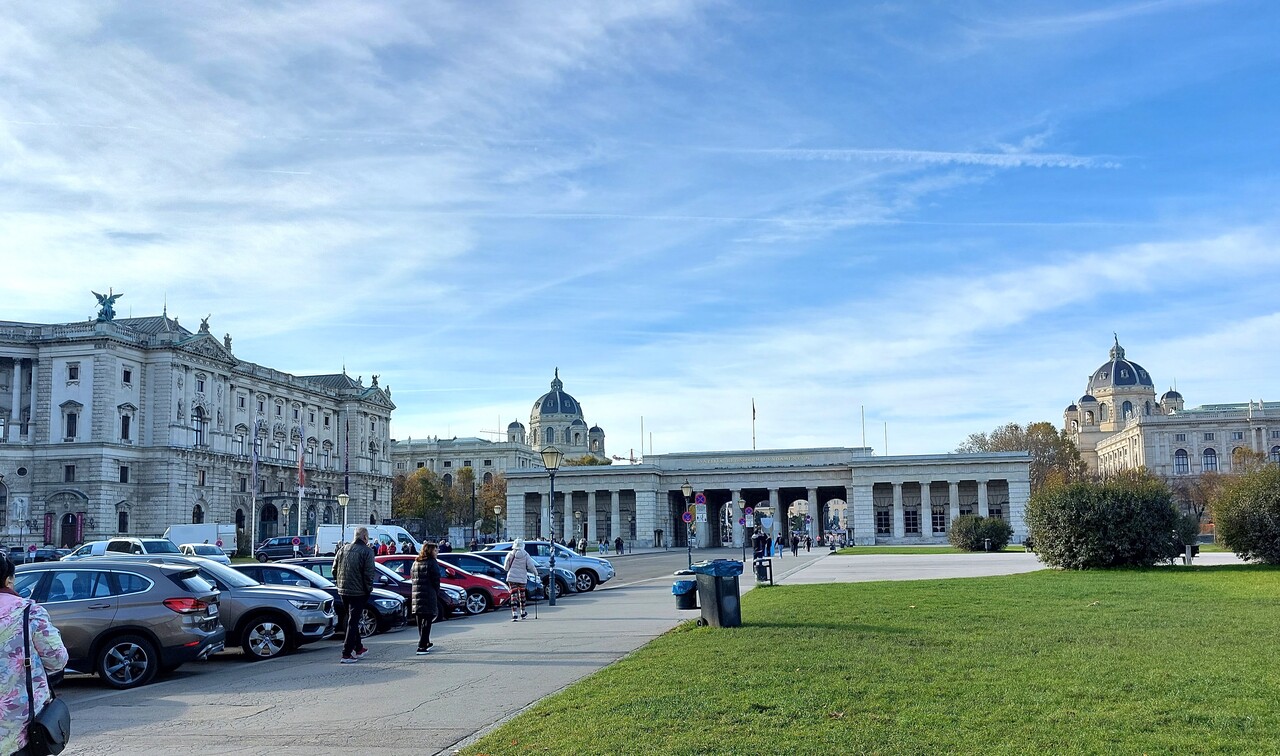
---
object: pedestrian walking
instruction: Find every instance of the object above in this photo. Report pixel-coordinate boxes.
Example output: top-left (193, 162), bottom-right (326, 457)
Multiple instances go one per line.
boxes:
top-left (614, 536), bottom-right (624, 555)
top-left (752, 528), bottom-right (768, 559)
top-left (1, 550), bottom-right (70, 756)
top-left (805, 535), bottom-right (812, 552)
top-left (333, 527), bottom-right (376, 664)
top-left (410, 542), bottom-right (441, 655)
top-left (503, 539), bottom-right (540, 622)
top-left (791, 534), bottom-right (800, 557)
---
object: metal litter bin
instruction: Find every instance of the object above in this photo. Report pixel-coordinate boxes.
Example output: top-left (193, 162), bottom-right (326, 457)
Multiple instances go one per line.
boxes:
top-left (672, 570), bottom-right (698, 611)
top-left (689, 559), bottom-right (743, 628)
top-left (754, 557), bottom-right (773, 585)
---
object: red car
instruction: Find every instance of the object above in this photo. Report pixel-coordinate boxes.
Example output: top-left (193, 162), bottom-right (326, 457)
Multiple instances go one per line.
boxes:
top-left (376, 555), bottom-right (511, 616)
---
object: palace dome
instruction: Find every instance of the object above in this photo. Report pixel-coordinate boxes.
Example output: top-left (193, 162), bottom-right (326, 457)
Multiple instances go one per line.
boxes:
top-left (1087, 337), bottom-right (1154, 392)
top-left (532, 369), bottom-right (583, 418)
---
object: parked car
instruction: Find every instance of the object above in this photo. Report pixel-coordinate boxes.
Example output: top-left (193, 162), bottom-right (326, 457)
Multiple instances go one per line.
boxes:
top-left (84, 555), bottom-right (337, 660)
top-left (62, 540), bottom-right (110, 561)
top-left (6, 546), bottom-right (68, 563)
top-left (435, 552), bottom-right (576, 601)
top-left (282, 557), bottom-right (467, 622)
top-left (180, 543), bottom-right (233, 565)
top-left (105, 537), bottom-right (182, 556)
top-left (254, 535), bottom-right (317, 561)
top-left (13, 560), bottom-right (226, 689)
top-left (232, 562), bottom-right (407, 637)
top-left (377, 554), bottom-right (512, 615)
top-left (480, 541), bottom-right (615, 592)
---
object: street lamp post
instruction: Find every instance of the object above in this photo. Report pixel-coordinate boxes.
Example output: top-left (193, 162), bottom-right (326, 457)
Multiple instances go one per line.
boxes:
top-left (628, 516), bottom-right (635, 554)
top-left (739, 499), bottom-right (748, 563)
top-left (541, 446), bottom-right (563, 606)
top-left (337, 492), bottom-right (349, 537)
top-left (681, 479), bottom-right (693, 569)
top-left (470, 473), bottom-right (477, 548)
top-left (573, 510), bottom-right (581, 553)
top-left (494, 505), bottom-right (503, 542)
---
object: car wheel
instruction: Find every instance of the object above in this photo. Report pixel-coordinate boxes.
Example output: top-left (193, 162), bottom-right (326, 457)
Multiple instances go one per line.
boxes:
top-left (465, 590), bottom-right (490, 615)
top-left (242, 615), bottom-right (293, 660)
top-left (555, 578), bottom-right (571, 596)
top-left (357, 607), bottom-right (379, 637)
top-left (97, 634), bottom-right (158, 689)
top-left (575, 570), bottom-right (597, 592)
top-left (256, 553), bottom-right (268, 562)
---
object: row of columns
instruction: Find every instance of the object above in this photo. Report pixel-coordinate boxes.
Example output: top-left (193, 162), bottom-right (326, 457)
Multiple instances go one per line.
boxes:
top-left (544, 490), bottom-right (628, 542)
top-left (6, 357), bottom-right (33, 443)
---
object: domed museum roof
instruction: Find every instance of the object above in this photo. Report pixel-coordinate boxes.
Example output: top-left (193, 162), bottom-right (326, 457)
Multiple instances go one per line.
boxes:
top-left (508, 420), bottom-right (525, 429)
top-left (1161, 389), bottom-right (1183, 401)
top-left (532, 368), bottom-right (583, 418)
top-left (1087, 336), bottom-right (1154, 392)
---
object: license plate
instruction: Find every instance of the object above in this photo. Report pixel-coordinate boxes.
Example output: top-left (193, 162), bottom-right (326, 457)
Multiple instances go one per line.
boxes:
top-left (207, 604), bottom-right (219, 616)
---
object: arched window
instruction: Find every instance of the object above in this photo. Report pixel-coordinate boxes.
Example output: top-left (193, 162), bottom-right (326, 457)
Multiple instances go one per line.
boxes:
top-left (323, 506), bottom-right (334, 524)
top-left (1084, 411), bottom-right (1094, 425)
top-left (1122, 401), bottom-right (1133, 418)
top-left (544, 427), bottom-right (555, 445)
top-left (1099, 403), bottom-right (1109, 422)
top-left (483, 472), bottom-right (493, 485)
top-left (1202, 448), bottom-right (1218, 472)
top-left (192, 504), bottom-right (205, 524)
top-left (235, 508), bottom-right (245, 529)
top-left (573, 432), bottom-right (582, 444)
top-left (1174, 449), bottom-right (1190, 475)
top-left (369, 512), bottom-right (378, 525)
top-left (1144, 401), bottom-right (1151, 416)
top-left (193, 407), bottom-right (207, 446)
top-left (1271, 446), bottom-right (1280, 464)
top-left (442, 474), bottom-right (453, 488)
top-left (118, 511), bottom-right (129, 533)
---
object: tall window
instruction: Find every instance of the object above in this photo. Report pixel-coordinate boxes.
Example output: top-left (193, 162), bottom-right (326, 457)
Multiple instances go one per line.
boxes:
top-left (119, 466), bottom-right (129, 483)
top-left (66, 363), bottom-right (79, 381)
top-left (1271, 446), bottom-right (1280, 464)
top-left (903, 507), bottom-right (920, 535)
top-left (64, 464), bottom-right (75, 482)
top-left (120, 414), bottom-right (131, 441)
top-left (1100, 403), bottom-right (1109, 422)
top-left (118, 511), bottom-right (129, 533)
top-left (196, 376), bottom-right (206, 393)
top-left (874, 507), bottom-right (890, 535)
top-left (193, 407), bottom-right (207, 446)
top-left (932, 506), bottom-right (947, 534)
top-left (544, 427), bottom-right (555, 444)
top-left (1174, 449), bottom-right (1190, 475)
top-left (1122, 401), bottom-right (1133, 418)
top-left (65, 411), bottom-right (77, 440)
top-left (989, 505), bottom-right (1004, 521)
top-left (122, 367), bottom-right (132, 384)
top-left (1202, 448), bottom-right (1218, 472)
top-left (192, 504), bottom-right (204, 524)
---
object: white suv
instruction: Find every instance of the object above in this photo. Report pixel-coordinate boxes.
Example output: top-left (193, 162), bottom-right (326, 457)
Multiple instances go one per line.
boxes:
top-left (480, 541), bottom-right (616, 592)
top-left (105, 537), bottom-right (183, 556)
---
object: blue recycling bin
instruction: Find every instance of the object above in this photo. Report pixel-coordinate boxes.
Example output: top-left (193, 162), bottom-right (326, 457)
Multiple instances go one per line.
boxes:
top-left (689, 560), bottom-right (743, 627)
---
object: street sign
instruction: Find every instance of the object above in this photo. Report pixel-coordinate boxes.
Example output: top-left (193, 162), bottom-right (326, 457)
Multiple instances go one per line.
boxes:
top-left (744, 507), bottom-right (754, 517)
top-left (682, 511), bottom-right (693, 524)
top-left (804, 515), bottom-right (812, 523)
top-left (215, 539), bottom-right (224, 548)
top-left (738, 517), bottom-right (746, 526)
top-left (291, 537), bottom-right (301, 546)
top-left (695, 502), bottom-right (707, 523)
top-left (694, 492), bottom-right (706, 505)
top-left (28, 544), bottom-right (37, 552)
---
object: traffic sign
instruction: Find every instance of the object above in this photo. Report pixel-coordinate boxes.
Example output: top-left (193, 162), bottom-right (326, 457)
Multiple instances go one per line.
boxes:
top-left (215, 539), bottom-right (224, 548)
top-left (744, 507), bottom-right (754, 517)
top-left (694, 492), bottom-right (706, 505)
top-left (682, 511), bottom-right (693, 524)
top-left (738, 517), bottom-right (746, 526)
top-left (28, 544), bottom-right (37, 552)
top-left (291, 537), bottom-right (301, 546)
top-left (804, 515), bottom-right (812, 523)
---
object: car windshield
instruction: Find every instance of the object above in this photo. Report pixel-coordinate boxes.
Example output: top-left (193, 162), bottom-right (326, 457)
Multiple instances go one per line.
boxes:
top-left (297, 569), bottom-right (335, 588)
top-left (199, 559), bottom-right (260, 588)
top-left (142, 540), bottom-right (181, 554)
top-left (190, 545), bottom-right (222, 555)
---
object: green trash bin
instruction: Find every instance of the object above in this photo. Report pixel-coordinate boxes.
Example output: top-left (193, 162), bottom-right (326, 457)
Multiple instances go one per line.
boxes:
top-left (689, 560), bottom-right (743, 628)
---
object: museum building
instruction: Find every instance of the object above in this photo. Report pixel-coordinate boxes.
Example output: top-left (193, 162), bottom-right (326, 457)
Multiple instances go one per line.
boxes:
top-left (0, 296), bottom-right (394, 549)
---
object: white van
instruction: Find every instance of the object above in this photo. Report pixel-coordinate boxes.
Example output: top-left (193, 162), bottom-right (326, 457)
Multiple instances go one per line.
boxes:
top-left (316, 524), bottom-right (422, 556)
top-left (61, 540), bottom-right (110, 561)
top-left (163, 523), bottom-right (238, 553)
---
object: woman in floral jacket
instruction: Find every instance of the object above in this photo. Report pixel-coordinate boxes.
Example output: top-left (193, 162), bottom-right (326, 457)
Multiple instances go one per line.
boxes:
top-left (1, 552), bottom-right (68, 756)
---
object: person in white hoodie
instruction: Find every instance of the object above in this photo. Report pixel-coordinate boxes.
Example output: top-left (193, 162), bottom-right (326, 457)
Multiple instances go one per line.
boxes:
top-left (503, 539), bottom-right (540, 622)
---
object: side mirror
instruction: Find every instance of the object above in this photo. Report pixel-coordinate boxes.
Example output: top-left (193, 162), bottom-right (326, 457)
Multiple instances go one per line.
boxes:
top-left (295, 580), bottom-right (310, 588)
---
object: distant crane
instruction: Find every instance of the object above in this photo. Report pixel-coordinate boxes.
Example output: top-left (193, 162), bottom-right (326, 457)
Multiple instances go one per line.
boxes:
top-left (611, 449), bottom-right (641, 465)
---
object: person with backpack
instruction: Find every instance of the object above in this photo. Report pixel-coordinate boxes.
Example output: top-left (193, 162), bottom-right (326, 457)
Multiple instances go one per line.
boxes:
top-left (1, 550), bottom-right (69, 756)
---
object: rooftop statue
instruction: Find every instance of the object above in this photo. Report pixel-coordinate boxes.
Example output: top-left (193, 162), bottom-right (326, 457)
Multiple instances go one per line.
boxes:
top-left (93, 288), bottom-right (123, 322)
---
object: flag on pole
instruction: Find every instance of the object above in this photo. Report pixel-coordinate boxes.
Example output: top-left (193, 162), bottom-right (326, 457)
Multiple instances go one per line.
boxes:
top-left (251, 420), bottom-right (259, 494)
top-left (297, 421), bottom-right (307, 489)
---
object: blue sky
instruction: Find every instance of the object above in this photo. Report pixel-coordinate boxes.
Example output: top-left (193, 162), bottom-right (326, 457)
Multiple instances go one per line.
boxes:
top-left (3, 1), bottom-right (1279, 456)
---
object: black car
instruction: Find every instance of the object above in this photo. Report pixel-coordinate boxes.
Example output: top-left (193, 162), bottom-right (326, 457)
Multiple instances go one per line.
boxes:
top-left (6, 546), bottom-right (66, 563)
top-left (254, 535), bottom-right (316, 561)
top-left (232, 562), bottom-right (407, 637)
top-left (281, 557), bottom-right (467, 622)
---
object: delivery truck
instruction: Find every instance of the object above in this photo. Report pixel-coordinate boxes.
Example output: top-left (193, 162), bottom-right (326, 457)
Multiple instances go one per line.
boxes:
top-left (316, 524), bottom-right (422, 556)
top-left (163, 523), bottom-right (239, 554)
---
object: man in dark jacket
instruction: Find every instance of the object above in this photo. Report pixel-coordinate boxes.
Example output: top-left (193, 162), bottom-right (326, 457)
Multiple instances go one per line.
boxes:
top-left (333, 527), bottom-right (376, 664)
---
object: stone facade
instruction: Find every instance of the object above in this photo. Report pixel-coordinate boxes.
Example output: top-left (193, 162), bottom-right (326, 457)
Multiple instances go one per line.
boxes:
top-left (1063, 339), bottom-right (1279, 477)
top-left (501, 448), bottom-right (1030, 548)
top-left (0, 304), bottom-right (394, 548)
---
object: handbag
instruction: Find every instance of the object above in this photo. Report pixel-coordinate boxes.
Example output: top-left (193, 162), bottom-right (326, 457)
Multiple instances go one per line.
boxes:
top-left (23, 603), bottom-right (72, 756)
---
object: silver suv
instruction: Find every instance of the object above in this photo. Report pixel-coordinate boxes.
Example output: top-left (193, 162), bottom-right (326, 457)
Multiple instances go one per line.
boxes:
top-left (480, 541), bottom-right (616, 592)
top-left (14, 560), bottom-right (226, 689)
top-left (86, 555), bottom-right (337, 660)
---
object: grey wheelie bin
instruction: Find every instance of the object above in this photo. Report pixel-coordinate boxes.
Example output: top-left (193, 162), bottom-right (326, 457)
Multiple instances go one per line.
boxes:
top-left (689, 559), bottom-right (743, 628)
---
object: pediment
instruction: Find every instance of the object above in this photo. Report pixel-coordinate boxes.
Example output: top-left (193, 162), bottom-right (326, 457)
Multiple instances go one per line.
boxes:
top-left (177, 333), bottom-right (237, 364)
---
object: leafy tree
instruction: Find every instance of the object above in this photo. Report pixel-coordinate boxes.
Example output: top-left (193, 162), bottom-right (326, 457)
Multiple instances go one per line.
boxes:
top-left (564, 455), bottom-right (612, 466)
top-left (957, 421), bottom-right (1086, 494)
top-left (1026, 469), bottom-right (1181, 569)
top-left (392, 467), bottom-right (446, 537)
top-left (1212, 464), bottom-right (1280, 564)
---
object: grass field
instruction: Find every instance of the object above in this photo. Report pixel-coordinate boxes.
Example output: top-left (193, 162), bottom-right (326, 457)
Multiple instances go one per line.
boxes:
top-left (464, 566), bottom-right (1280, 755)
top-left (833, 545), bottom-right (1026, 555)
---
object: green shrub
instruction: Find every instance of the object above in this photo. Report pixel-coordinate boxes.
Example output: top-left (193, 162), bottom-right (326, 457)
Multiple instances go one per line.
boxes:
top-left (1212, 465), bottom-right (1280, 564)
top-left (1026, 471), bottom-right (1180, 569)
top-left (948, 515), bottom-right (1013, 551)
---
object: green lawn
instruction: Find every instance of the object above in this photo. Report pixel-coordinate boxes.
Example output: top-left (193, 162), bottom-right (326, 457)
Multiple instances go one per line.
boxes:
top-left (834, 544), bottom-right (1025, 555)
top-left (464, 566), bottom-right (1280, 755)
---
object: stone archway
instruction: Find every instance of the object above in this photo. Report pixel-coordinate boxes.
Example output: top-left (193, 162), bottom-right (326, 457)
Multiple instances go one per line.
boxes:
top-left (60, 513), bottom-right (78, 549)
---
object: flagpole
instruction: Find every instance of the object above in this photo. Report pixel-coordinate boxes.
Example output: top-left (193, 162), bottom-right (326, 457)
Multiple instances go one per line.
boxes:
top-left (297, 420), bottom-right (305, 538)
top-left (250, 419), bottom-right (260, 552)
top-left (752, 398), bottom-right (756, 450)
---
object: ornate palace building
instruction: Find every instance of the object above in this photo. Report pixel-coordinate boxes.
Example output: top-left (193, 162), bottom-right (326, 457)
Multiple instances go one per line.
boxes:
top-left (0, 294), bottom-right (394, 549)
top-left (1063, 337), bottom-right (1279, 476)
